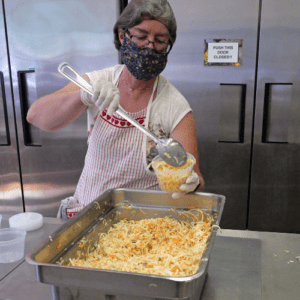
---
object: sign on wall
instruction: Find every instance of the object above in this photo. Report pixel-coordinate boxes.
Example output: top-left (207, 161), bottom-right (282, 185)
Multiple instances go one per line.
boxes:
top-left (204, 39), bottom-right (243, 66)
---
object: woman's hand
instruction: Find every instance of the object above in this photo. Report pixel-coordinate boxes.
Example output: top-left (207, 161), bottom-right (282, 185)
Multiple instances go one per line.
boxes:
top-left (172, 171), bottom-right (201, 199)
top-left (81, 80), bottom-right (120, 116)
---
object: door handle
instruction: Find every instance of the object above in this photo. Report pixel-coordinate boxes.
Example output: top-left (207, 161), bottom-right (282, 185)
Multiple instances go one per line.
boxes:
top-left (0, 71), bottom-right (10, 146)
top-left (261, 83), bottom-right (293, 143)
top-left (218, 83), bottom-right (246, 143)
top-left (17, 70), bottom-right (41, 147)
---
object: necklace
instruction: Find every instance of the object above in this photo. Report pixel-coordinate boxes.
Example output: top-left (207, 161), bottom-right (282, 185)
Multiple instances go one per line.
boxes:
top-left (123, 80), bottom-right (134, 91)
top-left (123, 79), bottom-right (154, 92)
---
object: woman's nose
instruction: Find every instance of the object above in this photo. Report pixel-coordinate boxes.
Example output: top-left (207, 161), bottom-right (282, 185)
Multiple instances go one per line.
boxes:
top-left (147, 40), bottom-right (156, 49)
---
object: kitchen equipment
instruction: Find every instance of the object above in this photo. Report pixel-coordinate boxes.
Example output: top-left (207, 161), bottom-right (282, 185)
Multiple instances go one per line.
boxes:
top-left (162, 0), bottom-right (300, 232)
top-left (2, 0), bottom-right (299, 232)
top-left (0, 228), bottom-right (26, 263)
top-left (9, 212), bottom-right (43, 231)
top-left (58, 62), bottom-right (187, 167)
top-left (26, 188), bottom-right (225, 300)
top-left (0, 0), bottom-right (119, 218)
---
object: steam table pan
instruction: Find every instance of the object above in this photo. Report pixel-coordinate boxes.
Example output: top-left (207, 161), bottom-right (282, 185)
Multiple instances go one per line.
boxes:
top-left (26, 188), bottom-right (225, 300)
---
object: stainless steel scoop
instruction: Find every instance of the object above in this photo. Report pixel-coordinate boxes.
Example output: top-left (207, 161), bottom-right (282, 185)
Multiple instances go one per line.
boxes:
top-left (57, 62), bottom-right (187, 167)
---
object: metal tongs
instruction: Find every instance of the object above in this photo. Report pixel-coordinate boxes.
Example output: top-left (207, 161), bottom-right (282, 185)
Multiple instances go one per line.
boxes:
top-left (57, 62), bottom-right (187, 167)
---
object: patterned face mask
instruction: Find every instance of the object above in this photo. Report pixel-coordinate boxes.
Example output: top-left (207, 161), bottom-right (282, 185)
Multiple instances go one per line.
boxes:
top-left (120, 36), bottom-right (168, 81)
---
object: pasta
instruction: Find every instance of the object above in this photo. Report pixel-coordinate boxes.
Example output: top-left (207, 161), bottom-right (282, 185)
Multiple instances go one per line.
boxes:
top-left (153, 158), bottom-right (195, 192)
top-left (68, 211), bottom-right (213, 277)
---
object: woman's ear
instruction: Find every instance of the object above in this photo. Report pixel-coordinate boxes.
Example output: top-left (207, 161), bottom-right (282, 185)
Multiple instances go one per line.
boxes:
top-left (118, 28), bottom-right (124, 45)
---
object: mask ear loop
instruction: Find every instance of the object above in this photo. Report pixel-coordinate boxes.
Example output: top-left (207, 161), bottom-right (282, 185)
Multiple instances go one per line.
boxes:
top-left (121, 30), bottom-right (127, 45)
top-left (120, 28), bottom-right (127, 45)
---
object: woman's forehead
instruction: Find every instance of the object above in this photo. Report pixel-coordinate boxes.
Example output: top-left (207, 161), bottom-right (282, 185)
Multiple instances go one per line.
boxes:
top-left (131, 18), bottom-right (169, 35)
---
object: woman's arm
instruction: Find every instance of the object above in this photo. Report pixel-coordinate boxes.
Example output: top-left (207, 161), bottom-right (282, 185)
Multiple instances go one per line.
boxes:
top-left (170, 112), bottom-right (205, 192)
top-left (26, 76), bottom-right (89, 132)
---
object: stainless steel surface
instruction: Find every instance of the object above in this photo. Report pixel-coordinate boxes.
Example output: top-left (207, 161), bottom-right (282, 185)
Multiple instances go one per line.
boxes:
top-left (17, 70), bottom-right (41, 146)
top-left (248, 0), bottom-right (300, 232)
top-left (156, 138), bottom-right (187, 167)
top-left (218, 84), bottom-right (246, 143)
top-left (213, 230), bottom-right (300, 300)
top-left (0, 2), bottom-right (23, 214)
top-left (1, 0), bottom-right (300, 232)
top-left (0, 214), bottom-right (66, 282)
top-left (118, 109), bottom-right (188, 167)
top-left (2, 227), bottom-right (300, 300)
top-left (1, 0), bottom-right (119, 217)
top-left (165, 0), bottom-right (300, 232)
top-left (0, 72), bottom-right (9, 145)
top-left (261, 84), bottom-right (292, 143)
top-left (58, 62), bottom-right (187, 167)
top-left (26, 188), bottom-right (225, 300)
top-left (57, 62), bottom-right (94, 96)
top-left (164, 0), bottom-right (260, 229)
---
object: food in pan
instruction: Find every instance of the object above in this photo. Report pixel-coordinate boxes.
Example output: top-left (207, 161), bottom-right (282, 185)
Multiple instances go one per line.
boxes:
top-left (68, 210), bottom-right (212, 277)
top-left (152, 153), bottom-right (195, 193)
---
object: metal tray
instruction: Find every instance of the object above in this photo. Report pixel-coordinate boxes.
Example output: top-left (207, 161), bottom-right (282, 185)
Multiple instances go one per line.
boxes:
top-left (26, 188), bottom-right (225, 300)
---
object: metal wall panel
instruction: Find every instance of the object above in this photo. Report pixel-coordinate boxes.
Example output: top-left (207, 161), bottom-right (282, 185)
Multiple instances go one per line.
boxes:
top-left (249, 0), bottom-right (300, 233)
top-left (163, 0), bottom-right (260, 229)
top-left (2, 0), bottom-right (299, 232)
top-left (3, 0), bottom-right (119, 216)
top-left (0, 1), bottom-right (23, 214)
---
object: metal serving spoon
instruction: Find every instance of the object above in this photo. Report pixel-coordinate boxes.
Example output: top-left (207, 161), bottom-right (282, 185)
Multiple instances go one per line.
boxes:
top-left (57, 62), bottom-right (187, 167)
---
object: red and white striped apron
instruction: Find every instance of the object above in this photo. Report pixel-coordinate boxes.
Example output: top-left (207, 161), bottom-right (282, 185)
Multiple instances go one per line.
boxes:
top-left (67, 78), bottom-right (159, 216)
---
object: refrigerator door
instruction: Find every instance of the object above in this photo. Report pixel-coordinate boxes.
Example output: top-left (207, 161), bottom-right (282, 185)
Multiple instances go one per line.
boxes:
top-left (3, 0), bottom-right (119, 216)
top-left (249, 0), bottom-right (300, 232)
top-left (0, 3), bottom-right (23, 214)
top-left (164, 0), bottom-right (260, 229)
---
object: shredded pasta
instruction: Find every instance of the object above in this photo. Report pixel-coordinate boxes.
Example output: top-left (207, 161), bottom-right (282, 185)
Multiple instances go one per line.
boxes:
top-left (68, 212), bottom-right (213, 277)
top-left (155, 158), bottom-right (194, 171)
top-left (153, 158), bottom-right (195, 193)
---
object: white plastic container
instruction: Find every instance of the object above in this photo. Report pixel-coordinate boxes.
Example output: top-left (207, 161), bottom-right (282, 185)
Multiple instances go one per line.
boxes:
top-left (152, 153), bottom-right (195, 193)
top-left (0, 228), bottom-right (26, 263)
top-left (9, 212), bottom-right (43, 231)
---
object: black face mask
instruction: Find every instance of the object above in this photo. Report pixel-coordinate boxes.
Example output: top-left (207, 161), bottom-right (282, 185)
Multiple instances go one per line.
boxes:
top-left (120, 36), bottom-right (168, 81)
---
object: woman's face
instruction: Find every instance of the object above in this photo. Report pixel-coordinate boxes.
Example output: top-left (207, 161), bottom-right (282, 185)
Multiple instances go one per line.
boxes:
top-left (119, 18), bottom-right (170, 52)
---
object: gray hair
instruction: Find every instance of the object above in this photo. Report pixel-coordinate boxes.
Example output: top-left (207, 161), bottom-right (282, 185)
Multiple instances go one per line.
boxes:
top-left (113, 0), bottom-right (177, 51)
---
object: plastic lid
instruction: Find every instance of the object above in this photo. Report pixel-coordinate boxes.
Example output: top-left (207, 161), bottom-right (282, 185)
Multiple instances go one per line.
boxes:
top-left (9, 212), bottom-right (43, 231)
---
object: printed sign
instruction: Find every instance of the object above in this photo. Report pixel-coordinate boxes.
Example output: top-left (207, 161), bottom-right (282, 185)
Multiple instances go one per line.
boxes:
top-left (204, 39), bottom-right (243, 66)
top-left (208, 43), bottom-right (238, 63)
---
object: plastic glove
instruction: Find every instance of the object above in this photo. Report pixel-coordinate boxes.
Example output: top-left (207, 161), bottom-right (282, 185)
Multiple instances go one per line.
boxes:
top-left (172, 171), bottom-right (200, 199)
top-left (57, 196), bottom-right (78, 219)
top-left (80, 80), bottom-right (120, 116)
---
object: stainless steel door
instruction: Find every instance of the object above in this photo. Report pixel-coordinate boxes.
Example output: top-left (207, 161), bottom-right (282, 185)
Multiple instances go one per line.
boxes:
top-left (164, 0), bottom-right (260, 229)
top-left (248, 0), bottom-right (300, 232)
top-left (3, 0), bottom-right (119, 216)
top-left (0, 2), bottom-right (23, 214)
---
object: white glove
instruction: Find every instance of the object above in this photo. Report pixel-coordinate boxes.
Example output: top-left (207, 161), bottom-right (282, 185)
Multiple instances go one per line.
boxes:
top-left (172, 171), bottom-right (200, 199)
top-left (80, 80), bottom-right (120, 116)
top-left (57, 196), bottom-right (78, 219)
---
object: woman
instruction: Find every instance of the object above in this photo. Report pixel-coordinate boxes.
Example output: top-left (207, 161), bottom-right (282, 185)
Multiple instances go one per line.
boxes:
top-left (27, 0), bottom-right (204, 218)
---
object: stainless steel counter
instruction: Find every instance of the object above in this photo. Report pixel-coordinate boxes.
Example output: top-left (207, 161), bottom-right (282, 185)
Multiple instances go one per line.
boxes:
top-left (0, 216), bottom-right (299, 300)
top-left (0, 215), bottom-right (66, 285)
